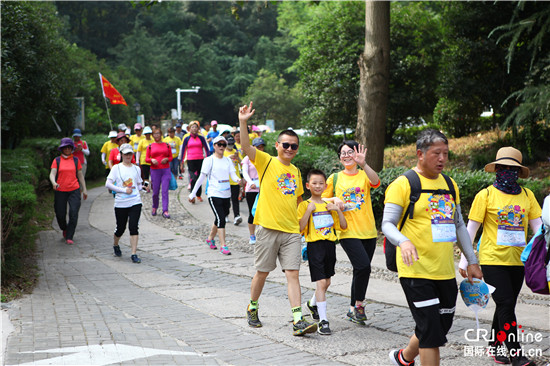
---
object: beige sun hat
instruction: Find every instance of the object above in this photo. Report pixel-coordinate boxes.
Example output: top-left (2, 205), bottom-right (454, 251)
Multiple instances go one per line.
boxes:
top-left (484, 146), bottom-right (529, 178)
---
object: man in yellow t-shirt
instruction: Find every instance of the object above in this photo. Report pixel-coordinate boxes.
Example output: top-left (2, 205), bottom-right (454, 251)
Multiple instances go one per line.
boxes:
top-left (136, 126), bottom-right (154, 182)
top-left (163, 127), bottom-right (182, 178)
top-left (100, 131), bottom-right (119, 176)
top-left (238, 102), bottom-right (317, 337)
top-left (130, 123), bottom-right (145, 153)
top-left (382, 129), bottom-right (482, 366)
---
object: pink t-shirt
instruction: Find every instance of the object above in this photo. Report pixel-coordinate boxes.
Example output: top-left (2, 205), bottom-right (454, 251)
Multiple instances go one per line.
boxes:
top-left (145, 142), bottom-right (173, 170)
top-left (241, 156), bottom-right (259, 193)
top-left (73, 140), bottom-right (88, 164)
top-left (186, 135), bottom-right (207, 160)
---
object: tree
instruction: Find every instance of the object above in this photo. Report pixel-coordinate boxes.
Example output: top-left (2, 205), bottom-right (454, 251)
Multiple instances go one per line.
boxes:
top-left (240, 69), bottom-right (303, 130)
top-left (356, 2), bottom-right (390, 172)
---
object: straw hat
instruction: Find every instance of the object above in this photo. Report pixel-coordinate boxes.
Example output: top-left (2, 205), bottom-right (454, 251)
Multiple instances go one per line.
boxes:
top-left (484, 146), bottom-right (529, 178)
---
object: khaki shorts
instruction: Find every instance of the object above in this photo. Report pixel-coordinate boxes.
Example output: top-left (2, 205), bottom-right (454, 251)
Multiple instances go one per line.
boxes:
top-left (254, 225), bottom-right (301, 272)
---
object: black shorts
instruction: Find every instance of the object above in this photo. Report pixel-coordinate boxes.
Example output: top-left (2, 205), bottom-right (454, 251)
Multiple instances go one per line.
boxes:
top-left (307, 240), bottom-right (336, 282)
top-left (400, 277), bottom-right (458, 348)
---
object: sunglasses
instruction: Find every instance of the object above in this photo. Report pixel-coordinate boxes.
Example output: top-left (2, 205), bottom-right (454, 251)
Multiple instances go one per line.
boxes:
top-left (281, 142), bottom-right (299, 151)
top-left (216, 143), bottom-right (227, 147)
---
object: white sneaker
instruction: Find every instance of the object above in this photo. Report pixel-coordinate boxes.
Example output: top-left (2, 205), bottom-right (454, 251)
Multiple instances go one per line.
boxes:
top-left (249, 235), bottom-right (256, 245)
top-left (234, 216), bottom-right (242, 225)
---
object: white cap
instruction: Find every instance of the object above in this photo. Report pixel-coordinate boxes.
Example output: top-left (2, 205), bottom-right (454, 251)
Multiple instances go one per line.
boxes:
top-left (143, 126), bottom-right (153, 134)
top-left (108, 131), bottom-right (117, 138)
top-left (119, 143), bottom-right (134, 155)
top-left (212, 136), bottom-right (227, 145)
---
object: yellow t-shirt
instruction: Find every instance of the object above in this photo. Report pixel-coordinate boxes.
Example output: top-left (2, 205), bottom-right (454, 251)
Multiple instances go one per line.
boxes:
top-left (384, 173), bottom-right (460, 280)
top-left (298, 200), bottom-right (344, 243)
top-left (100, 140), bottom-right (119, 169)
top-left (249, 132), bottom-right (258, 143)
top-left (322, 171), bottom-right (380, 239)
top-left (252, 150), bottom-right (303, 233)
top-left (130, 134), bottom-right (145, 152)
top-left (137, 138), bottom-right (154, 165)
top-left (224, 148), bottom-right (242, 185)
top-left (163, 136), bottom-right (182, 158)
top-left (469, 185), bottom-right (542, 266)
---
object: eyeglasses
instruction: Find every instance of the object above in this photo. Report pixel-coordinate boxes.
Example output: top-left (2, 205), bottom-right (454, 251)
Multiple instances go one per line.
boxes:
top-left (216, 143), bottom-right (227, 147)
top-left (340, 150), bottom-right (355, 157)
top-left (281, 142), bottom-right (299, 150)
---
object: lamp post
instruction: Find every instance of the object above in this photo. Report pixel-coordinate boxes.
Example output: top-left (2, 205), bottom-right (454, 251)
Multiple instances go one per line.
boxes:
top-left (176, 86), bottom-right (200, 120)
top-left (134, 102), bottom-right (141, 125)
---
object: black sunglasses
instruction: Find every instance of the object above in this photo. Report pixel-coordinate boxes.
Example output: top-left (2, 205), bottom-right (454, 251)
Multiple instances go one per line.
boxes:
top-left (281, 142), bottom-right (299, 150)
top-left (216, 143), bottom-right (227, 147)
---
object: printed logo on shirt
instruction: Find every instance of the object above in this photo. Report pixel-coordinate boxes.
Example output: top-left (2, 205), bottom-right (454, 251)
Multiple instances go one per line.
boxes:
top-left (276, 173), bottom-right (298, 195)
top-left (341, 187), bottom-right (365, 211)
top-left (428, 193), bottom-right (456, 242)
top-left (496, 204), bottom-right (526, 246)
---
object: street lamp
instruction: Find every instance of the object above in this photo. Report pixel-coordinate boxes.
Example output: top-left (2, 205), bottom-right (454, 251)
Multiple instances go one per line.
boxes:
top-left (176, 86), bottom-right (200, 120)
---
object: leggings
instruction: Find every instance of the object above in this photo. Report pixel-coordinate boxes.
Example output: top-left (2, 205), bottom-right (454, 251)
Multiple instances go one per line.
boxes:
top-left (140, 164), bottom-right (150, 182)
top-left (54, 189), bottom-right (81, 240)
top-left (187, 159), bottom-right (203, 197)
top-left (246, 192), bottom-right (259, 225)
top-left (150, 168), bottom-right (171, 212)
top-left (208, 196), bottom-right (230, 229)
top-left (114, 204), bottom-right (142, 237)
top-left (482, 265), bottom-right (524, 353)
top-left (340, 237), bottom-right (376, 306)
top-left (230, 184), bottom-right (240, 217)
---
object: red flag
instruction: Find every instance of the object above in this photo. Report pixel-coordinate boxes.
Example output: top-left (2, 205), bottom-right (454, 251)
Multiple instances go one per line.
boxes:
top-left (99, 73), bottom-right (127, 106)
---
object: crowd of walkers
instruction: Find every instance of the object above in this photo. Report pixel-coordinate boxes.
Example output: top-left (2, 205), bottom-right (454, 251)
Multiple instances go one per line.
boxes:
top-left (49, 103), bottom-right (547, 366)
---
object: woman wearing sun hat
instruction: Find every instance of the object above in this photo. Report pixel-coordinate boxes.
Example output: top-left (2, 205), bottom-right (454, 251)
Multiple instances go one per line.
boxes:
top-left (49, 138), bottom-right (88, 245)
top-left (459, 147), bottom-right (542, 366)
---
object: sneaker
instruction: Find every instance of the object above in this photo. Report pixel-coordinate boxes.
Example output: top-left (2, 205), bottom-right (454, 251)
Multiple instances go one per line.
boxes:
top-left (162, 211), bottom-right (171, 219)
top-left (151, 208), bottom-right (157, 216)
top-left (178, 175), bottom-right (183, 180)
top-left (389, 349), bottom-right (415, 366)
top-left (131, 254), bottom-right (141, 263)
top-left (293, 318), bottom-right (317, 336)
top-left (317, 320), bottom-right (331, 335)
top-left (488, 342), bottom-right (511, 364)
top-left (225, 216), bottom-right (229, 223)
top-left (234, 216), bottom-right (242, 225)
top-left (220, 246), bottom-right (231, 255)
top-left (306, 300), bottom-right (319, 321)
top-left (511, 355), bottom-right (536, 366)
top-left (349, 305), bottom-right (367, 325)
top-left (197, 196), bottom-right (203, 202)
top-left (66, 239), bottom-right (74, 245)
top-left (247, 306), bottom-right (262, 327)
top-left (249, 235), bottom-right (257, 245)
top-left (113, 245), bottom-right (122, 257)
top-left (206, 239), bottom-right (217, 250)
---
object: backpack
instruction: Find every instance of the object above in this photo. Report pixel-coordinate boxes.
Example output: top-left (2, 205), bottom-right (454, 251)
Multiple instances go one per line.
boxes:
top-left (55, 156), bottom-right (79, 183)
top-left (384, 169), bottom-right (456, 272)
top-left (521, 224), bottom-right (550, 295)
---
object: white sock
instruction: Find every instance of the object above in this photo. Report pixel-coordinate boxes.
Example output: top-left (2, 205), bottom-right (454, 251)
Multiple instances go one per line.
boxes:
top-left (310, 293), bottom-right (317, 306)
top-left (317, 301), bottom-right (327, 321)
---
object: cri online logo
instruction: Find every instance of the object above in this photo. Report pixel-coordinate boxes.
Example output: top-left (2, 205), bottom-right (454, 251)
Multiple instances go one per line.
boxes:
top-left (464, 322), bottom-right (544, 343)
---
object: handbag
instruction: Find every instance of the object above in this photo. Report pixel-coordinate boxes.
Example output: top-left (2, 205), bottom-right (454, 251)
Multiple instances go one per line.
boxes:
top-left (169, 173), bottom-right (177, 191)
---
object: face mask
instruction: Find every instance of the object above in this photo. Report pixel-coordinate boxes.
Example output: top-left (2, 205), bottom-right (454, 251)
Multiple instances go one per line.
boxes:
top-left (493, 168), bottom-right (521, 194)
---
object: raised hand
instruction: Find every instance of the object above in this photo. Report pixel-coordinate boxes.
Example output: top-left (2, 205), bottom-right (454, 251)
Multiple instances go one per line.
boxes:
top-left (239, 102), bottom-right (255, 123)
top-left (352, 144), bottom-right (367, 167)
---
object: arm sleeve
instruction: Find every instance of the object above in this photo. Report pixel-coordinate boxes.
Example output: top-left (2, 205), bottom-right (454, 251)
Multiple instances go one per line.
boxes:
top-left (381, 203), bottom-right (410, 246)
top-left (82, 142), bottom-right (90, 156)
top-left (454, 204), bottom-right (478, 265)
top-left (101, 153), bottom-right (106, 165)
top-left (241, 160), bottom-right (253, 185)
top-left (189, 173), bottom-right (207, 199)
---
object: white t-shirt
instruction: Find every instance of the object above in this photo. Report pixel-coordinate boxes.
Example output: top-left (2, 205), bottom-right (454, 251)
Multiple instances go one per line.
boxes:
top-left (201, 155), bottom-right (237, 199)
top-left (107, 164), bottom-right (143, 208)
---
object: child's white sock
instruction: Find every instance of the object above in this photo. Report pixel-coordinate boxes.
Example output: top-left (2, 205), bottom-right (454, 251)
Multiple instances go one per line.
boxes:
top-left (310, 293), bottom-right (317, 306)
top-left (317, 301), bottom-right (327, 321)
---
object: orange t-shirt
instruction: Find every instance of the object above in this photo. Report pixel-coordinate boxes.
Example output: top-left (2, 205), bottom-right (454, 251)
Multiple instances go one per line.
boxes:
top-left (51, 155), bottom-right (82, 192)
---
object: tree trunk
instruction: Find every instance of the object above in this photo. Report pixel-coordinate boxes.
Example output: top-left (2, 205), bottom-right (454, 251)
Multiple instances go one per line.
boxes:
top-left (356, 2), bottom-right (390, 172)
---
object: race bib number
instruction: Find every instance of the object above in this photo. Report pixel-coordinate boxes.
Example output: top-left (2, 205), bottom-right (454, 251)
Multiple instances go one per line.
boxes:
top-left (217, 179), bottom-right (230, 191)
top-left (343, 203), bottom-right (357, 212)
top-left (312, 211), bottom-right (334, 230)
top-left (171, 148), bottom-right (177, 155)
top-left (431, 218), bottom-right (456, 243)
top-left (496, 225), bottom-right (526, 247)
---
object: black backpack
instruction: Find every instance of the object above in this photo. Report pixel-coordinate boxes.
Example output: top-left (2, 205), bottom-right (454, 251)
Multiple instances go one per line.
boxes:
top-left (384, 169), bottom-right (456, 272)
top-left (55, 156), bottom-right (79, 182)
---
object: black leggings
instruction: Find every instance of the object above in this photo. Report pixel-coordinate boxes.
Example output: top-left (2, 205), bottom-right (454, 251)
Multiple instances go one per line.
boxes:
top-left (54, 189), bottom-right (81, 240)
top-left (482, 265), bottom-right (524, 354)
top-left (187, 159), bottom-right (203, 198)
top-left (208, 196), bottom-right (230, 229)
top-left (246, 192), bottom-right (258, 224)
top-left (230, 184), bottom-right (240, 217)
top-left (340, 238), bottom-right (376, 306)
top-left (114, 204), bottom-right (142, 237)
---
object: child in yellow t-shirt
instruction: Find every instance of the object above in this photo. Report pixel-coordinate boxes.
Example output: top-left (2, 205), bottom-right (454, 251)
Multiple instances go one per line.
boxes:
top-left (298, 169), bottom-right (346, 335)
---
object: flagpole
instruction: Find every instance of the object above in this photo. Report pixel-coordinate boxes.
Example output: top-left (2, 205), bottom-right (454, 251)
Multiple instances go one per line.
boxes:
top-left (99, 73), bottom-right (113, 130)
